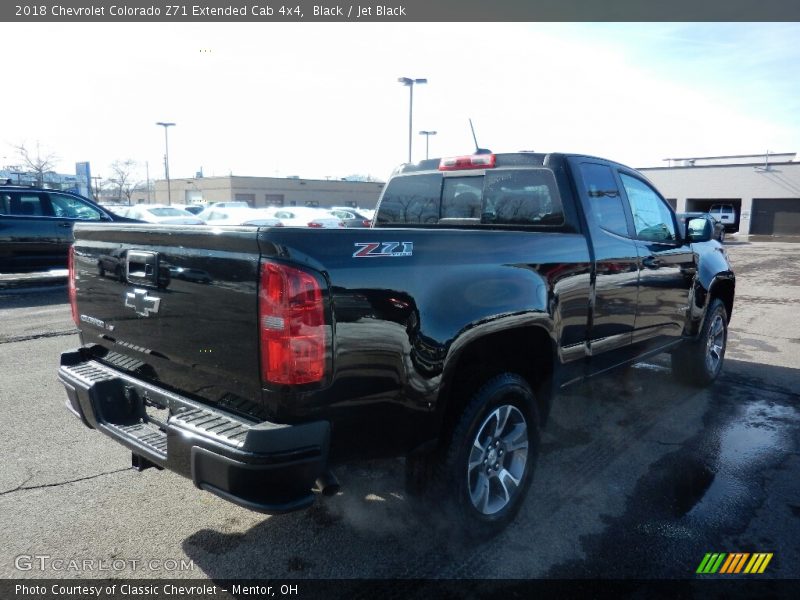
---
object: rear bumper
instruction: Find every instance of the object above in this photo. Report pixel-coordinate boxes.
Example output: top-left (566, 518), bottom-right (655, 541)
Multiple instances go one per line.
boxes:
top-left (58, 348), bottom-right (329, 514)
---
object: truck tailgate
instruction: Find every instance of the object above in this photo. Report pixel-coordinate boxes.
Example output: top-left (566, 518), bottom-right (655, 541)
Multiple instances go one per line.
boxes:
top-left (72, 224), bottom-right (265, 418)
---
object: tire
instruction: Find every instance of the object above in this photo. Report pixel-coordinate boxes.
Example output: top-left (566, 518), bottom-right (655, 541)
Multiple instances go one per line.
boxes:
top-left (672, 298), bottom-right (728, 386)
top-left (719, 230), bottom-right (725, 243)
top-left (428, 373), bottom-right (540, 539)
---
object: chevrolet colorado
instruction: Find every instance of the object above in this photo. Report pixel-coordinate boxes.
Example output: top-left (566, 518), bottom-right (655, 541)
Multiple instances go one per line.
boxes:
top-left (59, 152), bottom-right (734, 536)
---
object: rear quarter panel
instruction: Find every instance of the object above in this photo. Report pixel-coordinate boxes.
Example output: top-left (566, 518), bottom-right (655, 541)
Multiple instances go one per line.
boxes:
top-left (259, 227), bottom-right (591, 459)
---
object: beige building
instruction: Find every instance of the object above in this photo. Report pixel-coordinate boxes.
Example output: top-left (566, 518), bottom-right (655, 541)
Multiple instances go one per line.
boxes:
top-left (640, 153), bottom-right (800, 236)
top-left (142, 175), bottom-right (384, 210)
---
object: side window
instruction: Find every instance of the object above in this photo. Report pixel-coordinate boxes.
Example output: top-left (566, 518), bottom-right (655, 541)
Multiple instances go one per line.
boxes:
top-left (49, 193), bottom-right (103, 220)
top-left (619, 173), bottom-right (676, 242)
top-left (0, 194), bottom-right (10, 214)
top-left (579, 163), bottom-right (629, 237)
top-left (6, 193), bottom-right (47, 216)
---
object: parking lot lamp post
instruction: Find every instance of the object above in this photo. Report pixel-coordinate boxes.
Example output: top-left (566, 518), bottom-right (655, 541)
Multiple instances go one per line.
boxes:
top-left (398, 77), bottom-right (427, 163)
top-left (156, 122), bottom-right (176, 205)
top-left (419, 130), bottom-right (437, 160)
top-left (92, 175), bottom-right (102, 201)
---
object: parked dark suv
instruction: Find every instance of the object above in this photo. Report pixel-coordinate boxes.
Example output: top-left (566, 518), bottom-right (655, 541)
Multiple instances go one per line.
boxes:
top-left (0, 185), bottom-right (127, 272)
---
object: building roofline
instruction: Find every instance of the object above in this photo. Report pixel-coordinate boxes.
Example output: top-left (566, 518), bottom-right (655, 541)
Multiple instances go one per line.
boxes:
top-left (640, 161), bottom-right (799, 171)
top-left (662, 152), bottom-right (795, 161)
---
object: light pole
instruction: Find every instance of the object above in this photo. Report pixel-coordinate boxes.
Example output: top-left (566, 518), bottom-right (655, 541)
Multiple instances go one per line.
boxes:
top-left (419, 130), bottom-right (437, 160)
top-left (145, 161), bottom-right (150, 204)
top-left (397, 77), bottom-right (427, 163)
top-left (156, 122), bottom-right (176, 205)
top-left (92, 175), bottom-right (102, 201)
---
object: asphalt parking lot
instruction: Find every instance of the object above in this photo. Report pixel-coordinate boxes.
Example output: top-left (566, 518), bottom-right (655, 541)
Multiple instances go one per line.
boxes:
top-left (0, 239), bottom-right (798, 587)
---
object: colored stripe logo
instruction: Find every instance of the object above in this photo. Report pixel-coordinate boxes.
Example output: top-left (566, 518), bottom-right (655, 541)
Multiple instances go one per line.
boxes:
top-left (696, 552), bottom-right (773, 574)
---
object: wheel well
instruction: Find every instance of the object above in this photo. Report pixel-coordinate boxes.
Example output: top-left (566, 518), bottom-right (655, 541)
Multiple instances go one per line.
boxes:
top-left (710, 278), bottom-right (735, 323)
top-left (439, 327), bottom-right (554, 446)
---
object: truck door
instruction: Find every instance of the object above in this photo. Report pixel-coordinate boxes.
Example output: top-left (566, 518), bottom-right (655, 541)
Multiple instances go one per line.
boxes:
top-left (572, 161), bottom-right (640, 357)
top-left (617, 171), bottom-right (694, 349)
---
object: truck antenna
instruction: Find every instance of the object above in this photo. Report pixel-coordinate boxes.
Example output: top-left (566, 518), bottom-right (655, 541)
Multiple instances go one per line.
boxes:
top-left (469, 118), bottom-right (492, 155)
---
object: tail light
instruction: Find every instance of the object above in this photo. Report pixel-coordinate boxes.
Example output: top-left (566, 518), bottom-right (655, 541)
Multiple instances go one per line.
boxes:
top-left (362, 219), bottom-right (372, 227)
top-left (68, 245), bottom-right (78, 326)
top-left (259, 262), bottom-right (327, 385)
top-left (307, 222), bottom-right (323, 228)
top-left (338, 221), bottom-right (345, 228)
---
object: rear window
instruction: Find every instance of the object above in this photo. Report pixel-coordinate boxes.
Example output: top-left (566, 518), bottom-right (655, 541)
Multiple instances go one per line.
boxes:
top-left (376, 168), bottom-right (564, 227)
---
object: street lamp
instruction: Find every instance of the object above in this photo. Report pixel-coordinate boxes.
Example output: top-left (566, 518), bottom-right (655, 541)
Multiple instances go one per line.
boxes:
top-left (91, 175), bottom-right (102, 201)
top-left (397, 77), bottom-right (427, 163)
top-left (156, 122), bottom-right (176, 205)
top-left (419, 130), bottom-right (437, 160)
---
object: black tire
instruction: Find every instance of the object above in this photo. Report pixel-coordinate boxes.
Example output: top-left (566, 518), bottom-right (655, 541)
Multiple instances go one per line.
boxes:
top-left (672, 298), bottom-right (728, 386)
top-left (428, 373), bottom-right (540, 539)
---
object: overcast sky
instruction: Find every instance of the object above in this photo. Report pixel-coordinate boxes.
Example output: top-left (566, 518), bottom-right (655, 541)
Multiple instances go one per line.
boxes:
top-left (2, 22), bottom-right (798, 183)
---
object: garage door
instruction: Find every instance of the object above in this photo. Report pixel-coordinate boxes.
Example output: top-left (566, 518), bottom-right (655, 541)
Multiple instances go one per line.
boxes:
top-left (750, 199), bottom-right (800, 235)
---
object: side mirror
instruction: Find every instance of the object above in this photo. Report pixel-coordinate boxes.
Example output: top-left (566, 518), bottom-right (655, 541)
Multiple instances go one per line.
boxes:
top-left (686, 217), bottom-right (713, 242)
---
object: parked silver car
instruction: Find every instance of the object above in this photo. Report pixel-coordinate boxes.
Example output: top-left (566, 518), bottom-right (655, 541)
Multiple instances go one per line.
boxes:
top-left (126, 204), bottom-right (205, 225)
top-left (196, 206), bottom-right (282, 227)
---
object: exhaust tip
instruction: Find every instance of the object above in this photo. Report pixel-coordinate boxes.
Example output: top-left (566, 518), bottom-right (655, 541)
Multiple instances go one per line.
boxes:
top-left (315, 470), bottom-right (340, 497)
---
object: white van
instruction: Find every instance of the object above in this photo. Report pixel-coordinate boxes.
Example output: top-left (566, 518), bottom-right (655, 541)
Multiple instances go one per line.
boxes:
top-left (709, 204), bottom-right (736, 230)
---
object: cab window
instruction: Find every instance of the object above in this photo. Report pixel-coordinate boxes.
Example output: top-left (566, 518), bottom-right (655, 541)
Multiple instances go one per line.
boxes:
top-left (579, 163), bottom-right (629, 237)
top-left (619, 174), bottom-right (676, 242)
top-left (375, 174), bottom-right (441, 225)
top-left (377, 169), bottom-right (563, 227)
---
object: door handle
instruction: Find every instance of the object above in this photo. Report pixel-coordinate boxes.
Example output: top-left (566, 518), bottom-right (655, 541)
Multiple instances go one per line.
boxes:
top-left (58, 222), bottom-right (73, 228)
top-left (642, 256), bottom-right (662, 269)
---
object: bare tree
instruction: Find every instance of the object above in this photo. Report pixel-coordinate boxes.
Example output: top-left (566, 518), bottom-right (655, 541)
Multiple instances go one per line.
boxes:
top-left (14, 142), bottom-right (59, 186)
top-left (107, 159), bottom-right (139, 202)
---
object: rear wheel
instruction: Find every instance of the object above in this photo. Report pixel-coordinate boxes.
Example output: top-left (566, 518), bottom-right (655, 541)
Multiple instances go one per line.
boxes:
top-left (672, 298), bottom-right (728, 386)
top-left (427, 373), bottom-right (540, 538)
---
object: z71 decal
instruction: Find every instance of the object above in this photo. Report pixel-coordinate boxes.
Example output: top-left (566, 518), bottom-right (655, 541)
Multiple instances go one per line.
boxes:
top-left (353, 242), bottom-right (414, 258)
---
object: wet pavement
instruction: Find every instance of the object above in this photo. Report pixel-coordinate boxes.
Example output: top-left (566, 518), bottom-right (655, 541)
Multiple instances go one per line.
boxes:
top-left (546, 361), bottom-right (800, 578)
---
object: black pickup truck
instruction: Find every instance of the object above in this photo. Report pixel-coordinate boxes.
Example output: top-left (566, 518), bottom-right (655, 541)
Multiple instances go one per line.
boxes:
top-left (59, 152), bottom-right (734, 537)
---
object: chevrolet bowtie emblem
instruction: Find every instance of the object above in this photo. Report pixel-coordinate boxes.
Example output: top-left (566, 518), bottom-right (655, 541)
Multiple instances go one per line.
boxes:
top-left (125, 289), bottom-right (161, 317)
